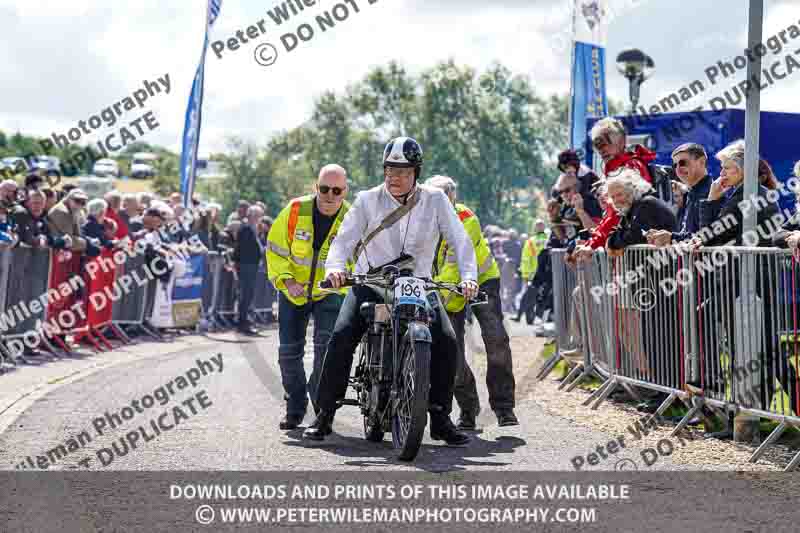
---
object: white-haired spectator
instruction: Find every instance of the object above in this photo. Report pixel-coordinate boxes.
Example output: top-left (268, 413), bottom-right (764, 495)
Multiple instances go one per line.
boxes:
top-left (121, 193), bottom-right (142, 233)
top-left (0, 179), bottom-right (18, 205)
top-left (694, 139), bottom-right (779, 248)
top-left (606, 169), bottom-right (675, 250)
top-left (584, 117), bottom-right (657, 251)
top-left (81, 198), bottom-right (116, 256)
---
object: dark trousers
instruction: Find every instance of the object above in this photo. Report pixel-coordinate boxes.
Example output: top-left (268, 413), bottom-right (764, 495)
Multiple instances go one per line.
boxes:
top-left (278, 292), bottom-right (344, 417)
top-left (238, 263), bottom-right (259, 327)
top-left (449, 278), bottom-right (516, 414)
top-left (517, 281), bottom-right (538, 323)
top-left (314, 285), bottom-right (459, 415)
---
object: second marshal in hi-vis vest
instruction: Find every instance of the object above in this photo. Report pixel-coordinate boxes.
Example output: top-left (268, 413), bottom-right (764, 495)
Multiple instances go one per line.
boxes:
top-left (266, 195), bottom-right (351, 306)
top-left (521, 232), bottom-right (548, 281)
top-left (433, 203), bottom-right (500, 313)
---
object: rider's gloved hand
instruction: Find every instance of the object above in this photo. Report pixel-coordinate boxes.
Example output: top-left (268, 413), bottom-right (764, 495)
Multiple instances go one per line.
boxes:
top-left (459, 279), bottom-right (479, 300)
top-left (325, 271), bottom-right (348, 289)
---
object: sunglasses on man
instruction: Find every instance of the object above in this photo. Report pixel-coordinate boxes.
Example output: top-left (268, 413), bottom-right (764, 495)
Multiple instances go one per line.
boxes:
top-left (672, 159), bottom-right (690, 169)
top-left (318, 185), bottom-right (345, 196)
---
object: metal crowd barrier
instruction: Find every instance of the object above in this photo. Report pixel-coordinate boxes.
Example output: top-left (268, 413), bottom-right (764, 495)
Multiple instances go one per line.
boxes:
top-left (215, 264), bottom-right (239, 328)
top-left (201, 251), bottom-right (225, 330)
top-left (537, 249), bottom-right (577, 380)
top-left (0, 246), bottom-right (59, 363)
top-left (0, 242), bottom-right (273, 375)
top-left (551, 243), bottom-right (800, 471)
top-left (111, 252), bottom-right (159, 340)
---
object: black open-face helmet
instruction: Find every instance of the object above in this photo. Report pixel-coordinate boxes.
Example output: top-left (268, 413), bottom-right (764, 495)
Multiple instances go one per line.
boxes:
top-left (383, 137), bottom-right (423, 181)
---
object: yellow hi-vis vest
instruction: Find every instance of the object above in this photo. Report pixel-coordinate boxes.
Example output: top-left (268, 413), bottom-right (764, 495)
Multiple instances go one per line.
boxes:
top-left (521, 232), bottom-right (548, 280)
top-left (266, 195), bottom-right (351, 306)
top-left (433, 203), bottom-right (500, 313)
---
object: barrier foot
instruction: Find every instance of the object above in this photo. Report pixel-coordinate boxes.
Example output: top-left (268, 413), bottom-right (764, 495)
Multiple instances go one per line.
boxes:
top-left (591, 377), bottom-right (619, 410)
top-left (583, 377), bottom-right (614, 406)
top-left (749, 421), bottom-right (787, 464)
top-left (39, 337), bottom-right (62, 359)
top-left (785, 444), bottom-right (800, 472)
top-left (642, 393), bottom-right (680, 428)
top-left (565, 364), bottom-right (594, 393)
top-left (76, 332), bottom-right (104, 353)
top-left (139, 323), bottom-right (161, 341)
top-left (653, 392), bottom-right (679, 418)
top-left (558, 364), bottom-right (584, 391)
top-left (49, 335), bottom-right (72, 355)
top-left (537, 351), bottom-right (563, 381)
top-left (92, 327), bottom-right (114, 351)
top-left (109, 324), bottom-right (131, 344)
top-left (670, 403), bottom-right (703, 437)
top-left (620, 383), bottom-right (643, 403)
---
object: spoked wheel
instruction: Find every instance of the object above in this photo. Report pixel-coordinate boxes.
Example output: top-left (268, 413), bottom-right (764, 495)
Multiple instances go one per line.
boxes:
top-left (391, 335), bottom-right (431, 461)
top-left (363, 381), bottom-right (386, 442)
top-left (357, 338), bottom-right (385, 442)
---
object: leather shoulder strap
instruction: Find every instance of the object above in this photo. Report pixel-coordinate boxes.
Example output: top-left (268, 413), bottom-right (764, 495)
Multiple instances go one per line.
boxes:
top-left (352, 190), bottom-right (420, 263)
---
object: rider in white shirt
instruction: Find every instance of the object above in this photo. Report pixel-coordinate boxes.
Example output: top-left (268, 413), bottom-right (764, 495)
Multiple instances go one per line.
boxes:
top-left (303, 137), bottom-right (478, 446)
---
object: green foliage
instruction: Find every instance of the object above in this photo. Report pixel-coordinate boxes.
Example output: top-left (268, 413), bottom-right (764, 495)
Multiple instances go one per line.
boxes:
top-left (0, 60), bottom-right (628, 231)
top-left (258, 60), bottom-right (570, 230)
top-left (151, 173), bottom-right (181, 196)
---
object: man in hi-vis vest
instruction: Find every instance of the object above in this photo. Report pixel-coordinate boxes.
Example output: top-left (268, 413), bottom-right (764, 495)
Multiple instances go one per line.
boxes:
top-left (513, 220), bottom-right (549, 324)
top-left (266, 164), bottom-right (351, 430)
top-left (426, 176), bottom-right (518, 430)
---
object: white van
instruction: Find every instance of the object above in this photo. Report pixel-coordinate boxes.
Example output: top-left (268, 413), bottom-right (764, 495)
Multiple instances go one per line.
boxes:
top-left (131, 152), bottom-right (158, 179)
top-left (93, 158), bottom-right (120, 177)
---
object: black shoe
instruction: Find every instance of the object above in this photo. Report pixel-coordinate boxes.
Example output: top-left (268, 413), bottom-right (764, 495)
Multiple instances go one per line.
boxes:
top-left (456, 410), bottom-right (478, 430)
top-left (303, 410), bottom-right (335, 441)
top-left (510, 315), bottom-right (522, 323)
top-left (495, 408), bottom-right (519, 427)
top-left (279, 414), bottom-right (304, 430)
top-left (237, 326), bottom-right (259, 336)
top-left (430, 414), bottom-right (471, 446)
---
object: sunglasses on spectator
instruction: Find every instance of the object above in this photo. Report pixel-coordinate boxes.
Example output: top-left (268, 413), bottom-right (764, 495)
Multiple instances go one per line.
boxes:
top-left (318, 185), bottom-right (345, 196)
top-left (555, 186), bottom-right (576, 196)
top-left (672, 159), bottom-right (690, 169)
top-left (74, 199), bottom-right (87, 206)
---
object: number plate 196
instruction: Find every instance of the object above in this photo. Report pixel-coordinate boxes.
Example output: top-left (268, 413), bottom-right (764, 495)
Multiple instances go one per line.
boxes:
top-left (394, 277), bottom-right (427, 307)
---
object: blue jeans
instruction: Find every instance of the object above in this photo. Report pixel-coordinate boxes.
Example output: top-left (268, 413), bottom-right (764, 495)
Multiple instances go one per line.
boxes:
top-left (278, 291), bottom-right (344, 417)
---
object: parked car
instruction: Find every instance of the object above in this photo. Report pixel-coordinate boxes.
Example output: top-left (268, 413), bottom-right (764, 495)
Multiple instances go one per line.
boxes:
top-left (131, 152), bottom-right (157, 179)
top-left (93, 158), bottom-right (120, 177)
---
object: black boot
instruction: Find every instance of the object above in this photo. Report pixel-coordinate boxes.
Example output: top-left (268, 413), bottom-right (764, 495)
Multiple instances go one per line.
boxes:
top-left (430, 410), bottom-right (470, 446)
top-left (456, 409), bottom-right (479, 430)
top-left (279, 413), bottom-right (304, 430)
top-left (303, 410), bottom-right (335, 441)
top-left (494, 408), bottom-right (519, 427)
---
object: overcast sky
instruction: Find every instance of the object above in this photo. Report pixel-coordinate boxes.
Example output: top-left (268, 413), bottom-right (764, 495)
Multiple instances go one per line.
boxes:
top-left (0, 0), bottom-right (797, 157)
